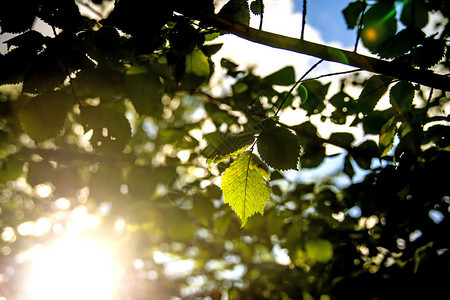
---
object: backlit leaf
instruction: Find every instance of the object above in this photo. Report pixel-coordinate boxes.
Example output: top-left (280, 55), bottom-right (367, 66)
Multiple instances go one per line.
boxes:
top-left (186, 49), bottom-right (210, 77)
top-left (221, 151), bottom-right (271, 227)
top-left (342, 1), bottom-right (365, 29)
top-left (257, 120), bottom-right (300, 170)
top-left (358, 75), bottom-right (392, 115)
top-left (204, 131), bottom-right (255, 166)
top-left (125, 68), bottom-right (164, 116)
top-left (389, 81), bottom-right (414, 113)
top-left (18, 91), bottom-right (74, 142)
top-left (218, 0), bottom-right (250, 26)
top-left (379, 116), bottom-right (398, 157)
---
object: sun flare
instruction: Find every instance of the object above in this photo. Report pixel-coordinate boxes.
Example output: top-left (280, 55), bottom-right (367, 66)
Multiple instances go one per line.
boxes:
top-left (27, 235), bottom-right (119, 300)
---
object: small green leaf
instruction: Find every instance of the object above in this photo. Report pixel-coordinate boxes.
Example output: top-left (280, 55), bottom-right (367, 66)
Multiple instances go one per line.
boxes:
top-left (218, 0), bottom-right (250, 26)
top-left (263, 66), bottom-right (295, 86)
top-left (257, 120), bottom-right (300, 170)
top-left (389, 81), bottom-right (414, 113)
top-left (221, 151), bottom-right (271, 227)
top-left (305, 238), bottom-right (333, 263)
top-left (18, 91), bottom-right (74, 142)
top-left (342, 1), bottom-right (365, 29)
top-left (300, 80), bottom-right (330, 116)
top-left (379, 116), bottom-right (398, 157)
top-left (250, 0), bottom-right (264, 15)
top-left (185, 49), bottom-right (210, 77)
top-left (358, 75), bottom-right (392, 115)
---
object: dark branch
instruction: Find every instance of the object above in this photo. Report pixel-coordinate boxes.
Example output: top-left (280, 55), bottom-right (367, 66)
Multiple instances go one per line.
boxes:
top-left (176, 8), bottom-right (450, 91)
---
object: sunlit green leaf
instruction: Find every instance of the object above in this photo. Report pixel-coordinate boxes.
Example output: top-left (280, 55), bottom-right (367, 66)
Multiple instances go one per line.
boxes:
top-left (221, 151), bottom-right (271, 227)
top-left (185, 49), bottom-right (210, 77)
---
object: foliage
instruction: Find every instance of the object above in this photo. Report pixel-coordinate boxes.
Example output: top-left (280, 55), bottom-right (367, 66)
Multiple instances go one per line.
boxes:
top-left (0, 0), bottom-right (449, 299)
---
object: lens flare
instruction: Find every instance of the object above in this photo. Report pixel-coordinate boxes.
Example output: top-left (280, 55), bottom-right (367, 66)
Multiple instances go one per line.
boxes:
top-left (27, 236), bottom-right (118, 300)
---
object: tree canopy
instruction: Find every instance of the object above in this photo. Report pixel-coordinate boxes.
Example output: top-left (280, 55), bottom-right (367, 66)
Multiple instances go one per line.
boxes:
top-left (0, 0), bottom-right (449, 299)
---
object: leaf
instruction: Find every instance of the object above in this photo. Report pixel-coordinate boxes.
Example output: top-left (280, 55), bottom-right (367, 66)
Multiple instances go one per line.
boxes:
top-left (305, 238), bottom-right (333, 263)
top-left (221, 151), bottom-right (271, 227)
top-left (22, 49), bottom-right (68, 94)
top-left (18, 91), bottom-right (74, 143)
top-left (353, 140), bottom-right (378, 170)
top-left (400, 0), bottom-right (428, 28)
top-left (250, 0), bottom-right (264, 15)
top-left (300, 80), bottom-right (330, 116)
top-left (218, 0), bottom-right (250, 26)
top-left (185, 49), bottom-right (210, 77)
top-left (357, 75), bottom-right (392, 115)
top-left (125, 68), bottom-right (164, 116)
top-left (342, 1), bottom-right (365, 29)
top-left (79, 105), bottom-right (131, 154)
top-left (379, 116), bottom-right (398, 157)
top-left (257, 120), bottom-right (300, 170)
top-left (73, 68), bottom-right (127, 101)
top-left (361, 2), bottom-right (397, 53)
top-left (204, 131), bottom-right (255, 166)
top-left (389, 81), bottom-right (414, 113)
top-left (263, 66), bottom-right (295, 86)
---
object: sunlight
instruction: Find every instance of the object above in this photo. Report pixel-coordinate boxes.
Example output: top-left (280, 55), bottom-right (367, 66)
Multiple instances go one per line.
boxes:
top-left (27, 235), bottom-right (118, 300)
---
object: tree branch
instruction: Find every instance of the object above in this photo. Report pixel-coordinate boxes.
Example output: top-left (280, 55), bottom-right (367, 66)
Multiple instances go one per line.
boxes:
top-left (180, 9), bottom-right (450, 91)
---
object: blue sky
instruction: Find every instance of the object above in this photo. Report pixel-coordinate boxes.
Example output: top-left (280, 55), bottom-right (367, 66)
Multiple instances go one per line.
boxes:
top-left (294, 0), bottom-right (357, 46)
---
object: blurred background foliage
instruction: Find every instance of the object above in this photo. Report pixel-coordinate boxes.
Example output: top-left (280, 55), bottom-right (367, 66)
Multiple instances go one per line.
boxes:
top-left (0, 0), bottom-right (449, 299)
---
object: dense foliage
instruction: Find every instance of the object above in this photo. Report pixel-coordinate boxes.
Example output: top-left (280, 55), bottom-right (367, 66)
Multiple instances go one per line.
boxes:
top-left (0, 0), bottom-right (449, 299)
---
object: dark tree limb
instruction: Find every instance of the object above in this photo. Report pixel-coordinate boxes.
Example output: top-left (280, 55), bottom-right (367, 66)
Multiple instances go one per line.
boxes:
top-left (178, 8), bottom-right (450, 91)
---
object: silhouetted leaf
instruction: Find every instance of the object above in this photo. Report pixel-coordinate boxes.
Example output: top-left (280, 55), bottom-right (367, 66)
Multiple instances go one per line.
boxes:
top-left (358, 75), bottom-right (392, 115)
top-left (342, 1), bottom-right (365, 29)
top-left (125, 67), bottom-right (164, 116)
top-left (73, 68), bottom-right (127, 101)
top-left (263, 66), bottom-right (295, 86)
top-left (300, 80), bottom-right (330, 116)
top-left (257, 120), bottom-right (300, 170)
top-left (218, 0), bottom-right (250, 26)
top-left (18, 91), bottom-right (74, 142)
top-left (79, 105), bottom-right (131, 154)
top-left (353, 140), bottom-right (378, 169)
top-left (204, 131), bottom-right (255, 166)
top-left (400, 0), bottom-right (428, 28)
top-left (390, 81), bottom-right (414, 113)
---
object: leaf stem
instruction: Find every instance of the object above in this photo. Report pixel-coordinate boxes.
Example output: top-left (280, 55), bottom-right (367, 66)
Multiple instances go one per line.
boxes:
top-left (274, 58), bottom-right (324, 117)
top-left (301, 0), bottom-right (307, 40)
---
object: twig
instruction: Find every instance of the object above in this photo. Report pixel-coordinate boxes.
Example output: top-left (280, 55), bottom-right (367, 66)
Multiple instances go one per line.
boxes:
top-left (354, 0), bottom-right (367, 52)
top-left (304, 68), bottom-right (362, 82)
top-left (274, 59), bottom-right (324, 116)
top-left (301, 0), bottom-right (307, 40)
